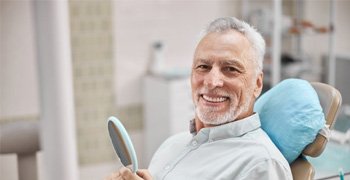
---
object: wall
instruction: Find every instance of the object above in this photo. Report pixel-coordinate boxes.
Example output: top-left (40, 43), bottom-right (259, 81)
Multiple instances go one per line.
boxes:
top-left (113, 0), bottom-right (241, 107)
top-left (303, 0), bottom-right (350, 56)
top-left (0, 0), bottom-right (39, 122)
top-left (302, 0), bottom-right (350, 81)
top-left (334, 1), bottom-right (350, 55)
top-left (69, 0), bottom-right (117, 165)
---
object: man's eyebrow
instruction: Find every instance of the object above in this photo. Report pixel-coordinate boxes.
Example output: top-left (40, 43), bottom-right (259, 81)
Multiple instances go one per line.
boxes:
top-left (220, 59), bottom-right (245, 69)
top-left (195, 59), bottom-right (211, 64)
top-left (194, 58), bottom-right (246, 70)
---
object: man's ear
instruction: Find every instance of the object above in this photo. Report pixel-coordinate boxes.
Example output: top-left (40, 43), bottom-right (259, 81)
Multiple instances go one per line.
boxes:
top-left (254, 72), bottom-right (263, 98)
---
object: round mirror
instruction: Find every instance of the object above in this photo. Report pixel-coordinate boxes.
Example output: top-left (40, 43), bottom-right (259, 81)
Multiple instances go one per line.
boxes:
top-left (108, 116), bottom-right (138, 173)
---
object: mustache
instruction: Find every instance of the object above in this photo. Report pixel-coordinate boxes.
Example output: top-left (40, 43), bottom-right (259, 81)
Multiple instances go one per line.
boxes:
top-left (196, 88), bottom-right (232, 98)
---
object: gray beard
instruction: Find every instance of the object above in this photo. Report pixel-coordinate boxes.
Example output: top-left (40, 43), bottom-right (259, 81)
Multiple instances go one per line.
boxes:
top-left (195, 91), bottom-right (253, 125)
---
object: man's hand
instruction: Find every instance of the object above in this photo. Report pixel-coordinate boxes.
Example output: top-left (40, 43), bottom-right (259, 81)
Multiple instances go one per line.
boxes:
top-left (104, 167), bottom-right (153, 180)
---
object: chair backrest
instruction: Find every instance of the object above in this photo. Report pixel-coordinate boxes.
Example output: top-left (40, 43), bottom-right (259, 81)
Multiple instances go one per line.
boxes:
top-left (304, 82), bottom-right (342, 156)
top-left (291, 82), bottom-right (342, 180)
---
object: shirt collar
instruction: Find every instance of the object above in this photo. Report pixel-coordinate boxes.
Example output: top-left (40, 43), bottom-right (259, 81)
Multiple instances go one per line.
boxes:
top-left (189, 113), bottom-right (261, 143)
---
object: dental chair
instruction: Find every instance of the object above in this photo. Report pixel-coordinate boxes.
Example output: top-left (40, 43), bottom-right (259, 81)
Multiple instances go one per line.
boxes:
top-left (0, 121), bottom-right (40, 180)
top-left (290, 82), bottom-right (342, 180)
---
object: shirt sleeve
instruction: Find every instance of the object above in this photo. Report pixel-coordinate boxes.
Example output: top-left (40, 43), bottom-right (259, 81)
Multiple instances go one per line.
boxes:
top-left (238, 159), bottom-right (293, 180)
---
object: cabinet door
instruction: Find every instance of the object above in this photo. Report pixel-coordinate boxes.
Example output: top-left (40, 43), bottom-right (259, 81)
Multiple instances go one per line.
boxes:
top-left (169, 78), bottom-right (194, 134)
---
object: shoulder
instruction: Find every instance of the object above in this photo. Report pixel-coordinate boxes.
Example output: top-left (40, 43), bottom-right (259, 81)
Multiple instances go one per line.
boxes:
top-left (239, 128), bottom-right (292, 179)
top-left (148, 132), bottom-right (191, 171)
top-left (238, 158), bottom-right (293, 180)
top-left (157, 131), bottom-right (192, 150)
top-left (245, 128), bottom-right (286, 160)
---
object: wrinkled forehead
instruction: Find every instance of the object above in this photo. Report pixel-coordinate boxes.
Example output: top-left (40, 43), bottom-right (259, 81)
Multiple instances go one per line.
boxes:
top-left (196, 31), bottom-right (253, 55)
top-left (193, 31), bottom-right (255, 65)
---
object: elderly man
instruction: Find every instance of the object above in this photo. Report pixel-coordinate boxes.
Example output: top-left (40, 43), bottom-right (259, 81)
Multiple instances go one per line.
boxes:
top-left (106, 17), bottom-right (292, 180)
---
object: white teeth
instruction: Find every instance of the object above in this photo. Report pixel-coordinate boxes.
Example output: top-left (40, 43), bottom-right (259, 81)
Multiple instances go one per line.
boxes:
top-left (202, 95), bottom-right (227, 103)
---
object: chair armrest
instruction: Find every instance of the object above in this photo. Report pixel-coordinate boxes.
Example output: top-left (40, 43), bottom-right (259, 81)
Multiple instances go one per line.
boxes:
top-left (290, 157), bottom-right (315, 180)
top-left (0, 121), bottom-right (40, 155)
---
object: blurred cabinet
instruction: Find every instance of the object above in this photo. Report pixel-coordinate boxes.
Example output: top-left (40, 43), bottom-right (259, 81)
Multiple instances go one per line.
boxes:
top-left (143, 75), bottom-right (194, 165)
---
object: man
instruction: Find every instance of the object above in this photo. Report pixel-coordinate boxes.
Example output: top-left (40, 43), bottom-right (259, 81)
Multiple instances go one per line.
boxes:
top-left (106, 17), bottom-right (292, 180)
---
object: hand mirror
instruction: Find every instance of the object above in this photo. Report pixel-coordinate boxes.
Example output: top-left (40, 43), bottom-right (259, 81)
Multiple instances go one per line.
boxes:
top-left (108, 116), bottom-right (138, 173)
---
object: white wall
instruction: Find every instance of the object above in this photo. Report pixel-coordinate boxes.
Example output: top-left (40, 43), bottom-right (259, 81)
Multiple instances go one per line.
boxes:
top-left (0, 1), bottom-right (39, 119)
top-left (113, 0), bottom-right (241, 106)
top-left (334, 1), bottom-right (350, 55)
top-left (303, 0), bottom-right (350, 69)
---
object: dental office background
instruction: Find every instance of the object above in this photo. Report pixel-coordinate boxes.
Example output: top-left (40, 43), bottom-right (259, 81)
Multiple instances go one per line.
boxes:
top-left (1, 0), bottom-right (349, 180)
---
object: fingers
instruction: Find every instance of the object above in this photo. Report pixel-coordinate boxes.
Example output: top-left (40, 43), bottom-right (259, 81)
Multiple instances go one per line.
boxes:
top-left (104, 171), bottom-right (121, 180)
top-left (120, 167), bottom-right (143, 180)
top-left (104, 167), bottom-right (133, 180)
top-left (104, 167), bottom-right (152, 180)
top-left (136, 169), bottom-right (153, 180)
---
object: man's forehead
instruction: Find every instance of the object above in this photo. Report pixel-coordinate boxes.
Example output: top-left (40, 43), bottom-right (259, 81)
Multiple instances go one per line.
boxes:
top-left (195, 58), bottom-right (243, 65)
top-left (201, 30), bottom-right (248, 44)
top-left (195, 32), bottom-right (252, 55)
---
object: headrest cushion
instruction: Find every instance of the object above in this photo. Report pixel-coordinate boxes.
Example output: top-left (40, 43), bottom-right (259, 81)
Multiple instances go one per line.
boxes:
top-left (254, 79), bottom-right (325, 163)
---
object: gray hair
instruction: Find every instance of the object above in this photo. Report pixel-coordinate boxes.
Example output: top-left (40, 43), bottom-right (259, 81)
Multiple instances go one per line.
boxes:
top-left (199, 17), bottom-right (265, 73)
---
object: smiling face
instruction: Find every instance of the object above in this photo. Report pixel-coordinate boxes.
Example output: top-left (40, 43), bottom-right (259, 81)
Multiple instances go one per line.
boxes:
top-left (191, 30), bottom-right (263, 126)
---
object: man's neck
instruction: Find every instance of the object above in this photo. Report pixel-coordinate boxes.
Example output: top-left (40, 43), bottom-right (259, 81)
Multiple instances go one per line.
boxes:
top-left (194, 118), bottom-right (205, 132)
top-left (194, 112), bottom-right (254, 133)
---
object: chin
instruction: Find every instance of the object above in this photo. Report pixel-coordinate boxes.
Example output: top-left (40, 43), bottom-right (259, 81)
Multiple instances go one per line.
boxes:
top-left (196, 107), bottom-right (237, 126)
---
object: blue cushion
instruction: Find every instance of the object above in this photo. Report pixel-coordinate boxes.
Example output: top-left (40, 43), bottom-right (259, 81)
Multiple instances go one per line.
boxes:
top-left (254, 79), bottom-right (325, 163)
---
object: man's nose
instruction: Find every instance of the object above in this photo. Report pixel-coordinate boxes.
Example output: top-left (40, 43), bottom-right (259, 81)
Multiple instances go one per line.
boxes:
top-left (204, 67), bottom-right (224, 89)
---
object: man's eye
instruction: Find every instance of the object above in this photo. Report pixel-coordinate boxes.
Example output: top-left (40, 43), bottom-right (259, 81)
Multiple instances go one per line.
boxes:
top-left (196, 65), bottom-right (210, 70)
top-left (223, 66), bottom-right (239, 72)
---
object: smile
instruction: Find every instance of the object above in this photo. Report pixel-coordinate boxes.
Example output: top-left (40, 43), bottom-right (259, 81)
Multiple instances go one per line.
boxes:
top-left (201, 95), bottom-right (229, 103)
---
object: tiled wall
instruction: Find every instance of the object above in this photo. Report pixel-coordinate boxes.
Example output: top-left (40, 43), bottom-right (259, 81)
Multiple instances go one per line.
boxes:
top-left (69, 0), bottom-right (117, 165)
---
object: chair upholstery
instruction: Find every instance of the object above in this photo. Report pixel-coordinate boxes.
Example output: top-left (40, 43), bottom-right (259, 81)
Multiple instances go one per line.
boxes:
top-left (290, 82), bottom-right (342, 180)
